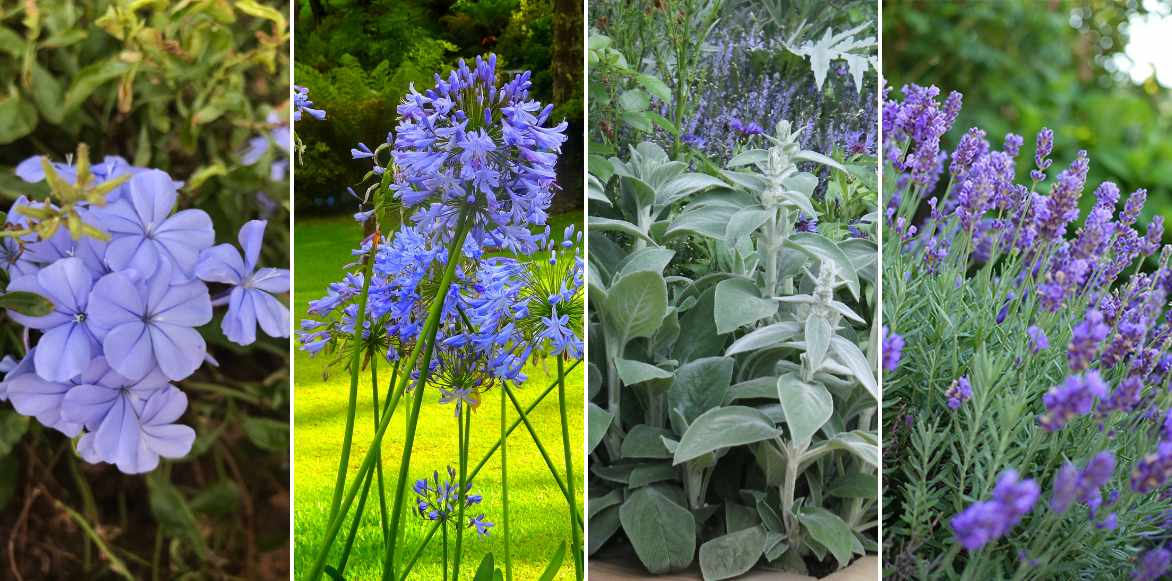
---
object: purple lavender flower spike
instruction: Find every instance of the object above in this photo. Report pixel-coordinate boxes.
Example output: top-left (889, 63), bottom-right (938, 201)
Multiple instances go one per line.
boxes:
top-left (97, 170), bottom-right (215, 283)
top-left (196, 220), bottom-right (290, 345)
top-left (1027, 325), bottom-right (1048, 353)
top-left (3, 349), bottom-right (83, 436)
top-left (1134, 547), bottom-right (1171, 581)
top-left (88, 264), bottom-right (213, 381)
top-left (882, 326), bottom-right (904, 372)
top-left (1039, 371), bottom-right (1108, 431)
top-left (5, 257), bottom-right (101, 382)
top-left (950, 469), bottom-right (1039, 551)
top-left (945, 376), bottom-right (972, 409)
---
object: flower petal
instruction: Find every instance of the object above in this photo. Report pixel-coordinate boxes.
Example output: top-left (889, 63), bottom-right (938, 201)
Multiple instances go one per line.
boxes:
top-left (251, 267), bottom-right (290, 294)
top-left (153, 281), bottom-right (212, 327)
top-left (195, 244), bottom-right (246, 285)
top-left (237, 220), bottom-right (266, 271)
top-left (4, 273), bottom-right (71, 329)
top-left (88, 272), bottom-right (145, 329)
top-left (149, 323), bottom-right (206, 381)
top-left (34, 323), bottom-right (94, 382)
top-left (102, 322), bottom-right (155, 381)
top-left (35, 256), bottom-right (92, 311)
top-left (128, 170), bottom-right (178, 227)
top-left (223, 287), bottom-right (257, 345)
top-left (61, 383), bottom-right (120, 429)
top-left (251, 289), bottom-right (290, 340)
top-left (6, 372), bottom-right (82, 436)
top-left (105, 234), bottom-right (159, 279)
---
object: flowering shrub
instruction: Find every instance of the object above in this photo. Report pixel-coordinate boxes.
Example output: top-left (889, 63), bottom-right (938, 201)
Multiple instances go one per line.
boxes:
top-left (883, 84), bottom-right (1172, 578)
top-left (0, 152), bottom-right (289, 474)
top-left (297, 55), bottom-right (583, 580)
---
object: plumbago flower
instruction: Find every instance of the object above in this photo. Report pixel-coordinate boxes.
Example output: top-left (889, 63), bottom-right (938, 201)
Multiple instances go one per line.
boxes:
top-left (391, 54), bottom-right (568, 254)
top-left (885, 84), bottom-right (1172, 575)
top-left (0, 153), bottom-right (289, 474)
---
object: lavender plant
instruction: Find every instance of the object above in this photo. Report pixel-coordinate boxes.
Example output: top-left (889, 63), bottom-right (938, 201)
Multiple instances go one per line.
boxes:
top-left (0, 147), bottom-right (290, 474)
top-left (883, 84), bottom-right (1172, 579)
top-left (297, 55), bottom-right (583, 580)
top-left (588, 115), bottom-right (878, 577)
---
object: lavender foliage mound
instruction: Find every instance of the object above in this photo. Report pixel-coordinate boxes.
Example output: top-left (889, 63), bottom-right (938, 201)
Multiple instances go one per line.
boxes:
top-left (883, 84), bottom-right (1172, 578)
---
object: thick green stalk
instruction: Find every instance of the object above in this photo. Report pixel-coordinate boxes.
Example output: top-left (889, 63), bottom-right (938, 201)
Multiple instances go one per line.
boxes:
top-left (306, 213), bottom-right (472, 581)
top-left (442, 522), bottom-right (449, 581)
top-left (452, 405), bottom-right (471, 580)
top-left (381, 212), bottom-right (474, 581)
top-left (499, 382), bottom-right (513, 581)
top-left (337, 459), bottom-right (376, 574)
top-left (556, 357), bottom-right (584, 580)
top-left (373, 360), bottom-right (392, 550)
top-left (328, 236), bottom-right (379, 523)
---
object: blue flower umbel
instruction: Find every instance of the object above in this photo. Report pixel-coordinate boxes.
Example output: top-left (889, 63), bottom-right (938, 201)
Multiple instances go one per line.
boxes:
top-left (392, 54), bottom-right (568, 255)
top-left (412, 466), bottom-right (491, 537)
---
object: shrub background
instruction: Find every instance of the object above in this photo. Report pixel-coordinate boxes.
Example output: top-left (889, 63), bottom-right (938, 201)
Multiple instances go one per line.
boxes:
top-left (293, 0), bottom-right (584, 215)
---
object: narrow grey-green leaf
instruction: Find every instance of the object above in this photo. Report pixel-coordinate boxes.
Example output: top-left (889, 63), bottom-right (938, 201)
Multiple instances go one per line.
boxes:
top-left (673, 406), bottom-right (781, 465)
top-left (805, 316), bottom-right (832, 371)
top-left (725, 321), bottom-right (801, 356)
top-left (830, 335), bottom-right (878, 400)
top-left (587, 403), bottom-right (614, 454)
top-left (786, 233), bottom-right (860, 299)
top-left (620, 487), bottom-right (696, 573)
top-left (588, 215), bottom-right (655, 244)
top-left (699, 525), bottom-right (766, 581)
top-left (776, 374), bottom-right (832, 445)
top-left (797, 506), bottom-right (854, 566)
top-left (714, 278), bottom-right (778, 334)
top-left (589, 504), bottom-right (622, 555)
top-left (614, 358), bottom-right (673, 386)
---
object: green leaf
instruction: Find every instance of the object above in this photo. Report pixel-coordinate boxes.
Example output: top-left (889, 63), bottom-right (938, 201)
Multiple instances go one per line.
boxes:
top-left (714, 278), bottom-right (778, 334)
top-left (666, 203), bottom-right (738, 240)
top-left (622, 111), bottom-right (653, 132)
top-left (63, 58), bottom-right (131, 114)
top-left (587, 403), bottom-right (614, 454)
top-left (473, 552), bottom-right (495, 581)
top-left (673, 406), bottom-right (781, 465)
top-left (0, 291), bottom-right (53, 317)
top-left (189, 480), bottom-right (242, 516)
top-left (699, 525), bottom-right (766, 581)
top-left (0, 410), bottom-right (29, 457)
top-left (823, 431), bottom-right (879, 468)
top-left (724, 208), bottom-right (770, 243)
top-left (589, 504), bottom-right (621, 555)
top-left (629, 463), bottom-right (676, 488)
top-left (830, 336), bottom-right (878, 400)
top-left (827, 472), bottom-right (878, 499)
top-left (667, 356), bottom-right (734, 423)
top-left (805, 316), bottom-right (832, 371)
top-left (588, 215), bottom-right (655, 245)
top-left (615, 358), bottom-right (673, 386)
top-left (0, 91), bottom-right (38, 145)
top-left (28, 62), bottom-right (65, 125)
top-left (147, 472), bottom-right (207, 558)
top-left (620, 486), bottom-right (696, 573)
top-left (604, 270), bottom-right (668, 344)
top-left (725, 322), bottom-right (801, 356)
top-left (618, 89), bottom-right (650, 112)
top-left (776, 374), bottom-right (832, 445)
top-left (798, 506), bottom-right (854, 567)
top-left (242, 417), bottom-right (288, 451)
top-left (622, 425), bottom-right (675, 459)
top-left (636, 73), bottom-right (671, 102)
top-left (537, 542), bottom-right (566, 581)
top-left (726, 149), bottom-right (768, 167)
top-left (786, 233), bottom-right (860, 299)
top-left (657, 173), bottom-right (729, 208)
top-left (616, 248), bottom-right (675, 279)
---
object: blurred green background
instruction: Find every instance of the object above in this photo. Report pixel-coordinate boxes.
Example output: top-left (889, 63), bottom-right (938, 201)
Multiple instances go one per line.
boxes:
top-left (293, 0), bottom-right (584, 216)
top-left (884, 0), bottom-right (1172, 224)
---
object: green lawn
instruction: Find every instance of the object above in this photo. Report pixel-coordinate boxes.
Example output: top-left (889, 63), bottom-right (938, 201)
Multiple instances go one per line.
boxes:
top-left (293, 213), bottom-right (585, 580)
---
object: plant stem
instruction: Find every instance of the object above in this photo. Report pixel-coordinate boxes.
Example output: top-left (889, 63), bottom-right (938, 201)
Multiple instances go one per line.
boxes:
top-left (505, 382), bottom-right (584, 526)
top-left (329, 233), bottom-right (380, 524)
top-left (380, 211), bottom-right (475, 581)
top-left (452, 405), bottom-right (471, 580)
top-left (373, 359), bottom-right (392, 551)
top-left (443, 521), bottom-right (449, 581)
top-left (500, 381), bottom-right (513, 581)
top-left (306, 213), bottom-right (472, 581)
top-left (337, 459), bottom-right (376, 574)
top-left (556, 357), bottom-right (584, 580)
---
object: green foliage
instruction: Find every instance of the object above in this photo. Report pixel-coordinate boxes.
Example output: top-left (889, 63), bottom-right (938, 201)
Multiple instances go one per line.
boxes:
top-left (588, 120), bottom-right (878, 576)
top-left (884, 0), bottom-right (1172, 226)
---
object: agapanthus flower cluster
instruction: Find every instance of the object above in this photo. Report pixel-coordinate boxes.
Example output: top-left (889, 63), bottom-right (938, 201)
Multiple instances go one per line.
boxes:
top-left (413, 466), bottom-right (493, 537)
top-left (293, 85), bottom-right (325, 122)
top-left (391, 54), bottom-right (568, 255)
top-left (0, 155), bottom-right (289, 474)
top-left (950, 469), bottom-right (1040, 551)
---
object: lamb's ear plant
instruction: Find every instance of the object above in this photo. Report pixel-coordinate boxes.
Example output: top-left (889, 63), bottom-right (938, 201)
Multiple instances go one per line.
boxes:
top-left (883, 85), bottom-right (1172, 580)
top-left (297, 55), bottom-right (584, 581)
top-left (588, 118), bottom-right (878, 578)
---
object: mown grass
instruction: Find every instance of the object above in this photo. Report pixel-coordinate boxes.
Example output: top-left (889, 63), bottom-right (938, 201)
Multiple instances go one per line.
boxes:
top-left (293, 213), bottom-right (584, 580)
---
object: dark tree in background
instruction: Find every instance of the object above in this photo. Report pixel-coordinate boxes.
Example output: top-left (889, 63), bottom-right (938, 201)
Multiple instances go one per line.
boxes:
top-left (552, 0), bottom-right (585, 214)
